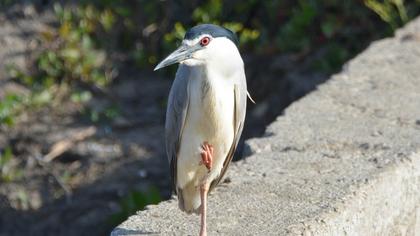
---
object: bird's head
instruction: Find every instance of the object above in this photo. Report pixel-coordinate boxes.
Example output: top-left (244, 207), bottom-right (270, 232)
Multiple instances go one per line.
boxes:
top-left (154, 24), bottom-right (241, 72)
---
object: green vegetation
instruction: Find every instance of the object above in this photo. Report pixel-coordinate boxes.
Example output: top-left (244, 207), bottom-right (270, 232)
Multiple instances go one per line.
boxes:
top-left (108, 187), bottom-right (162, 226)
top-left (0, 94), bottom-right (24, 127)
top-left (365, 0), bottom-right (411, 29)
top-left (3, 3), bottom-right (119, 128)
top-left (0, 147), bottom-right (22, 182)
top-left (45, 4), bottom-right (115, 87)
top-left (2, 1), bottom-right (419, 129)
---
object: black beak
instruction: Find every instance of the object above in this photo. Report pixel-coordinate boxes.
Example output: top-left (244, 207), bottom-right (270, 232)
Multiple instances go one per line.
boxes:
top-left (154, 44), bottom-right (201, 71)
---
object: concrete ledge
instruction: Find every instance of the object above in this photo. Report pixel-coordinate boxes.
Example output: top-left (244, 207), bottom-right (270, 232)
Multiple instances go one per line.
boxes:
top-left (112, 17), bottom-right (420, 236)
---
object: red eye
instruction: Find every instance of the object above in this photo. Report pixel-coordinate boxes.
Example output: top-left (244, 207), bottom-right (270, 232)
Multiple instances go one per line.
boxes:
top-left (200, 37), bottom-right (211, 46)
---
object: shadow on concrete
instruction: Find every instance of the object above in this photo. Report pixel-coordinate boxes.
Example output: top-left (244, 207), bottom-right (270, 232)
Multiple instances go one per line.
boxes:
top-left (112, 228), bottom-right (160, 235)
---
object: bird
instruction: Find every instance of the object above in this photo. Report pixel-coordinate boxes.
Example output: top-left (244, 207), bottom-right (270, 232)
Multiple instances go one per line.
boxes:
top-left (154, 24), bottom-right (250, 236)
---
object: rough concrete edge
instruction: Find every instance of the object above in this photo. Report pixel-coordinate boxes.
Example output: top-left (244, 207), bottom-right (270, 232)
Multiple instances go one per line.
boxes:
top-left (277, 18), bottom-right (420, 234)
top-left (272, 19), bottom-right (420, 234)
top-left (285, 152), bottom-right (420, 235)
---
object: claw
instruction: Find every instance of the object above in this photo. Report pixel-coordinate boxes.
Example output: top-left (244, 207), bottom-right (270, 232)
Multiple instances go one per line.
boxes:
top-left (200, 142), bottom-right (213, 171)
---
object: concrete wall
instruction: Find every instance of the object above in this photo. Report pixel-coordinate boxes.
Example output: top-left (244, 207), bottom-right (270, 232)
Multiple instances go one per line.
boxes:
top-left (112, 17), bottom-right (420, 236)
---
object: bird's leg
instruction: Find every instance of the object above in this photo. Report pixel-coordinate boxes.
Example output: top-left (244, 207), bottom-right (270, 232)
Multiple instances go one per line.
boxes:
top-left (199, 142), bottom-right (213, 236)
top-left (200, 142), bottom-right (214, 171)
top-left (200, 181), bottom-right (210, 236)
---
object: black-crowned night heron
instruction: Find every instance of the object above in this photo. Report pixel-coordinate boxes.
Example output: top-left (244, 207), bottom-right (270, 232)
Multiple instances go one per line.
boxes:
top-left (154, 24), bottom-right (250, 236)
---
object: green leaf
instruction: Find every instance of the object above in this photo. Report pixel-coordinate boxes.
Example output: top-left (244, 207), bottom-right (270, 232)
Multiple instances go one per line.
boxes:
top-left (60, 48), bottom-right (81, 61)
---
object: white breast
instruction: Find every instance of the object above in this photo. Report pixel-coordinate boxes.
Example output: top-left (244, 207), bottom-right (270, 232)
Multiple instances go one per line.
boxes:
top-left (177, 66), bottom-right (235, 189)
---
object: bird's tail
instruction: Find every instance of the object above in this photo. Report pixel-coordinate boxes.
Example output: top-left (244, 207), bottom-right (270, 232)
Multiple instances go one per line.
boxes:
top-left (177, 182), bottom-right (201, 214)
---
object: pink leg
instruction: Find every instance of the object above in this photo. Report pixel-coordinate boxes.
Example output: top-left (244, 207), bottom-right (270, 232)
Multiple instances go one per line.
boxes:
top-left (200, 182), bottom-right (209, 236)
top-left (199, 142), bottom-right (213, 236)
top-left (200, 142), bottom-right (214, 170)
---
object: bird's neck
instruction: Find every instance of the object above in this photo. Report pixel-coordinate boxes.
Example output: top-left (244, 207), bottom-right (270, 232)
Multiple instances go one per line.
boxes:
top-left (205, 56), bottom-right (244, 80)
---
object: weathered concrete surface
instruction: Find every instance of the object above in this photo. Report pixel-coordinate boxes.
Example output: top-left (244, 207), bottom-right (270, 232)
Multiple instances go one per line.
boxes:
top-left (112, 17), bottom-right (420, 236)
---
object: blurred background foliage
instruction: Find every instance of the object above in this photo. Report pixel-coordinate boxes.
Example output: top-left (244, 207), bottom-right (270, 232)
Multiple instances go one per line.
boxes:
top-left (1, 0), bottom-right (419, 129)
top-left (108, 186), bottom-right (162, 227)
top-left (0, 0), bottom-right (419, 234)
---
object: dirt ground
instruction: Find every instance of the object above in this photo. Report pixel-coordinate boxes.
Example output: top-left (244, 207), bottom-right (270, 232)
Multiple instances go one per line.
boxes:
top-left (0, 4), bottom-right (338, 236)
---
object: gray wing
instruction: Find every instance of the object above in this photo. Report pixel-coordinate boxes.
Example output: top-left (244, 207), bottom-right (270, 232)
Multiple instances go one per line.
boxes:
top-left (165, 65), bottom-right (191, 193)
top-left (210, 73), bottom-right (247, 191)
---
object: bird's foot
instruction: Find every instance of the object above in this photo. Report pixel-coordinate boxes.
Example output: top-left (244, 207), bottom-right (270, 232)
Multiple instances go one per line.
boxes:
top-left (200, 142), bottom-right (213, 171)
